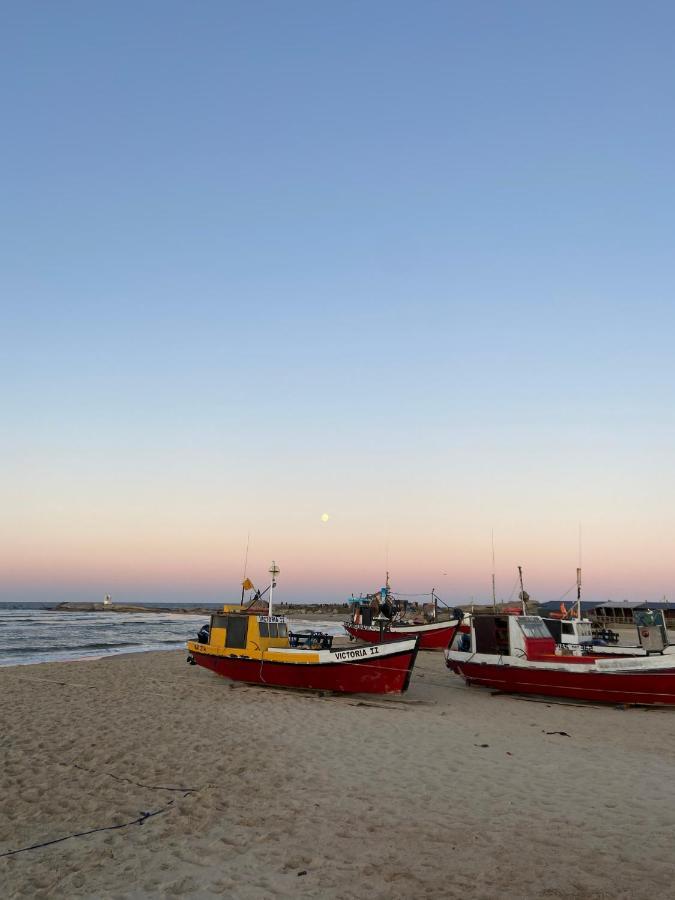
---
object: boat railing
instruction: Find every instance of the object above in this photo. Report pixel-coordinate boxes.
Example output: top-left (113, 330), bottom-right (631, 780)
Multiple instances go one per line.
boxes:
top-left (288, 630), bottom-right (334, 650)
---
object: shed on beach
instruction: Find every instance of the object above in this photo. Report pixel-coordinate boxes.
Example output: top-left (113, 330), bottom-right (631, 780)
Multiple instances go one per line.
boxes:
top-left (538, 600), bottom-right (675, 626)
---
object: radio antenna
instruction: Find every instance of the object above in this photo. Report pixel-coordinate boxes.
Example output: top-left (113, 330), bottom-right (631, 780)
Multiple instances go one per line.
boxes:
top-left (577, 522), bottom-right (582, 620)
top-left (240, 532), bottom-right (251, 606)
top-left (491, 529), bottom-right (497, 613)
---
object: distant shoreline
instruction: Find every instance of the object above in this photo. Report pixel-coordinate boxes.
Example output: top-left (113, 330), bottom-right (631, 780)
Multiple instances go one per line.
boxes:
top-left (47, 601), bottom-right (350, 620)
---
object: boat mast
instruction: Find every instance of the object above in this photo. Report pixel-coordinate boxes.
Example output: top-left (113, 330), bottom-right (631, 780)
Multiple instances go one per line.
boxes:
top-left (491, 529), bottom-right (497, 613)
top-left (268, 560), bottom-right (280, 617)
top-left (241, 532), bottom-right (251, 606)
top-left (577, 522), bottom-right (582, 620)
top-left (518, 566), bottom-right (527, 615)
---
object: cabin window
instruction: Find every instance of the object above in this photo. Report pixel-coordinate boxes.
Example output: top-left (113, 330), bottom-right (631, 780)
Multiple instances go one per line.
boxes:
top-left (518, 617), bottom-right (551, 639)
top-left (635, 610), bottom-right (664, 628)
top-left (561, 622), bottom-right (574, 635)
top-left (211, 614), bottom-right (229, 630)
top-left (544, 619), bottom-right (561, 642)
top-left (474, 616), bottom-right (510, 655)
top-left (258, 621), bottom-right (288, 639)
top-left (225, 615), bottom-right (249, 649)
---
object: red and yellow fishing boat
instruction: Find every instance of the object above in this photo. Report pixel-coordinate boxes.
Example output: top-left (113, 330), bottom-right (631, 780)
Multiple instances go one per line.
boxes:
top-left (187, 605), bottom-right (419, 694)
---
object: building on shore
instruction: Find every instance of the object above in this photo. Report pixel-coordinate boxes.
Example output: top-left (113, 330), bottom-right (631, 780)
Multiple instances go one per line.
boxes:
top-left (538, 600), bottom-right (675, 627)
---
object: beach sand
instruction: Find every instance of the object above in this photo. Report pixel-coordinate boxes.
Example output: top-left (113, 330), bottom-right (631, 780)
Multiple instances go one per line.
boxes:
top-left (2, 648), bottom-right (675, 899)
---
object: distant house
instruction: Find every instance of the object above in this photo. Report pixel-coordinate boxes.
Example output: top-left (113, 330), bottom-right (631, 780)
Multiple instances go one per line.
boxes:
top-left (537, 599), bottom-right (675, 626)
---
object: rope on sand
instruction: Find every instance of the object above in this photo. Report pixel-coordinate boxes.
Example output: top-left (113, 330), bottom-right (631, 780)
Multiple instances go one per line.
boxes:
top-left (69, 762), bottom-right (199, 793)
top-left (0, 793), bottom-right (193, 859)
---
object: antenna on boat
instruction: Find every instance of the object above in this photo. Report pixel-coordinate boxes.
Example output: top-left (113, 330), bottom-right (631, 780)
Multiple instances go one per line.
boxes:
top-left (518, 566), bottom-right (527, 615)
top-left (577, 523), bottom-right (582, 620)
top-left (491, 529), bottom-right (497, 613)
top-left (268, 561), bottom-right (280, 617)
top-left (241, 532), bottom-right (251, 606)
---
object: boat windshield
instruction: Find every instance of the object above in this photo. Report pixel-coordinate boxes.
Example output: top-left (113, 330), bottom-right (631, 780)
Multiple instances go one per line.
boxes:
top-left (577, 621), bottom-right (593, 640)
top-left (517, 617), bottom-right (551, 639)
top-left (259, 622), bottom-right (288, 638)
top-left (634, 610), bottom-right (665, 628)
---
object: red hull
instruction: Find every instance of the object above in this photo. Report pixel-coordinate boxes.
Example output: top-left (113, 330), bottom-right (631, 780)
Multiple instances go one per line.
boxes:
top-left (449, 659), bottom-right (675, 706)
top-left (345, 621), bottom-right (465, 651)
top-left (192, 645), bottom-right (419, 694)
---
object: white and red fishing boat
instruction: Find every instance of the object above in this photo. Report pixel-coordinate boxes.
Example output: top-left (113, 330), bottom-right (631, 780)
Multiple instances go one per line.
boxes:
top-left (346, 616), bottom-right (464, 651)
top-left (543, 609), bottom-right (675, 657)
top-left (542, 567), bottom-right (675, 657)
top-left (187, 564), bottom-right (420, 694)
top-left (345, 577), bottom-right (467, 651)
top-left (446, 612), bottom-right (675, 706)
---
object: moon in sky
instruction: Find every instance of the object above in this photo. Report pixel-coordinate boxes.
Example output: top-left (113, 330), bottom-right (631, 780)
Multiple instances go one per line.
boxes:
top-left (320, 513), bottom-right (330, 523)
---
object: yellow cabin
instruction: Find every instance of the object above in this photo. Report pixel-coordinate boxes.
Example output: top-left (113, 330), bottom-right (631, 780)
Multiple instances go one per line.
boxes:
top-left (186, 605), bottom-right (334, 666)
top-left (204, 606), bottom-right (289, 653)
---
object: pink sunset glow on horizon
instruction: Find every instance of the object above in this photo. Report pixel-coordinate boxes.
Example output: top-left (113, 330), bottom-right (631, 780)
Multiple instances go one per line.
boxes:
top-left (3, 501), bottom-right (675, 606)
top-left (4, 418), bottom-right (675, 604)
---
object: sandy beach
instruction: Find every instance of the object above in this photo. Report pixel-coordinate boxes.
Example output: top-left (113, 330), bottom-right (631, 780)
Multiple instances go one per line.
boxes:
top-left (2, 647), bottom-right (675, 899)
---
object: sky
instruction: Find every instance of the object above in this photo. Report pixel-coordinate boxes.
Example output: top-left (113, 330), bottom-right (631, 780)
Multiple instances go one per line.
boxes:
top-left (2, 1), bottom-right (675, 605)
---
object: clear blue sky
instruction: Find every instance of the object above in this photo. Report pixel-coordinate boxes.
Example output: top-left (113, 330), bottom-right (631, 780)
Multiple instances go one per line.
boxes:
top-left (2, 2), bottom-right (675, 604)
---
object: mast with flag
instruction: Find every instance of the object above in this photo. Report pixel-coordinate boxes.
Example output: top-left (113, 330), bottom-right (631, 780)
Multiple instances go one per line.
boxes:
top-left (268, 561), bottom-right (280, 617)
top-left (240, 577), bottom-right (254, 605)
top-left (240, 532), bottom-right (252, 605)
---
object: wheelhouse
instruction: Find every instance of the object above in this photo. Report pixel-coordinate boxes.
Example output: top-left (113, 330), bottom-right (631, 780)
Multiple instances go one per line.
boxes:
top-left (450, 614), bottom-right (557, 660)
top-left (543, 617), bottom-right (594, 646)
top-left (204, 608), bottom-right (290, 654)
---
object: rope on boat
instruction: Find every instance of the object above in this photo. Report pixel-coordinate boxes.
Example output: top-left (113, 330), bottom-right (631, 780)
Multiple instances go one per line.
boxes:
top-left (552, 583), bottom-right (577, 604)
top-left (506, 574), bottom-right (520, 603)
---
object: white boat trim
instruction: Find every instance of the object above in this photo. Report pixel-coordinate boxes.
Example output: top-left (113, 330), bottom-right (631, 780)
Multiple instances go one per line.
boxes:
top-left (446, 649), bottom-right (675, 675)
top-left (267, 638), bottom-right (419, 664)
top-left (347, 619), bottom-right (459, 634)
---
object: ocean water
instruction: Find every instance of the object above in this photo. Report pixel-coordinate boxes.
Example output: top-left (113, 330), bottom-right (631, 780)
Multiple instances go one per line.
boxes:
top-left (0, 607), bottom-right (346, 667)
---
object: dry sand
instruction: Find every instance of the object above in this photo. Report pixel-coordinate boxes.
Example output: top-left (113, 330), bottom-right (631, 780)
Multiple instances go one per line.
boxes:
top-left (2, 648), bottom-right (675, 899)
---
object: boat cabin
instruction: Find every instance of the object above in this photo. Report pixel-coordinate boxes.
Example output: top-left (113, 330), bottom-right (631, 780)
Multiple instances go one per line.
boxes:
top-left (206, 607), bottom-right (290, 654)
top-left (196, 605), bottom-right (335, 657)
top-left (452, 614), bottom-right (557, 660)
top-left (543, 617), bottom-right (594, 647)
top-left (349, 597), bottom-right (375, 626)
